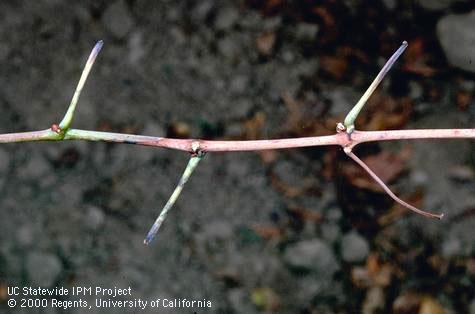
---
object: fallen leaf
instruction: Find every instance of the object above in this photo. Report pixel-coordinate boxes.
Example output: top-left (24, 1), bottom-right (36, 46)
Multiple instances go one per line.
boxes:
top-left (393, 291), bottom-right (421, 314)
top-left (312, 6), bottom-right (338, 44)
top-left (402, 38), bottom-right (437, 77)
top-left (287, 204), bottom-right (323, 223)
top-left (456, 91), bottom-right (471, 111)
top-left (242, 111), bottom-right (266, 140)
top-left (362, 287), bottom-right (385, 314)
top-left (466, 258), bottom-right (475, 275)
top-left (167, 121), bottom-right (191, 138)
top-left (259, 150), bottom-right (279, 164)
top-left (319, 55), bottom-right (348, 80)
top-left (256, 31), bottom-right (276, 57)
top-left (251, 287), bottom-right (281, 312)
top-left (281, 91), bottom-right (304, 131)
top-left (0, 282), bottom-right (7, 301)
top-left (251, 224), bottom-right (282, 240)
top-left (279, 91), bottom-right (331, 137)
top-left (361, 93), bottom-right (413, 131)
top-left (270, 173), bottom-right (318, 198)
top-left (351, 253), bottom-right (393, 288)
top-left (419, 296), bottom-right (446, 314)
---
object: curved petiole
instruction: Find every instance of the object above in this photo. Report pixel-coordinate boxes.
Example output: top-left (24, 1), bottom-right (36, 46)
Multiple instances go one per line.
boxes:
top-left (344, 147), bottom-right (443, 220)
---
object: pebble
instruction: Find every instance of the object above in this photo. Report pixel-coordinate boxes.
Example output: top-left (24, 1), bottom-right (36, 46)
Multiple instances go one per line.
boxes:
top-left (0, 149), bottom-right (10, 173)
top-left (283, 239), bottom-right (339, 276)
top-left (441, 237), bottom-right (463, 258)
top-left (227, 99), bottom-right (253, 119)
top-left (202, 220), bottom-right (234, 241)
top-left (437, 11), bottom-right (475, 73)
top-left (26, 252), bottom-right (62, 286)
top-left (228, 288), bottom-right (256, 314)
top-left (218, 36), bottom-right (240, 60)
top-left (326, 88), bottom-right (358, 116)
top-left (341, 231), bottom-right (369, 263)
top-left (17, 152), bottom-right (50, 180)
top-left (127, 31), bottom-right (145, 65)
top-left (294, 23), bottom-right (319, 41)
top-left (272, 160), bottom-right (305, 187)
top-left (215, 6), bottom-right (239, 31)
top-left (321, 223), bottom-right (341, 244)
top-left (229, 75), bottom-right (249, 95)
top-left (16, 224), bottom-right (35, 247)
top-left (191, 1), bottom-right (214, 23)
top-left (103, 0), bottom-right (134, 39)
top-left (382, 0), bottom-right (397, 10)
top-left (84, 206), bottom-right (105, 231)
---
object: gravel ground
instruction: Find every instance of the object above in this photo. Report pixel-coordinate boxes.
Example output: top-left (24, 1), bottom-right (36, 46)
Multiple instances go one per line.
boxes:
top-left (0, 1), bottom-right (474, 313)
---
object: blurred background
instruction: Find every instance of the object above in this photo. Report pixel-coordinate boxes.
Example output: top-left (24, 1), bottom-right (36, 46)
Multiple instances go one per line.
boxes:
top-left (0, 1), bottom-right (474, 313)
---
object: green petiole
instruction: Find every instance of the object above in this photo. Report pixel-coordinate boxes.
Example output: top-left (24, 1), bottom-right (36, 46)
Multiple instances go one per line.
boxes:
top-left (343, 41), bottom-right (408, 133)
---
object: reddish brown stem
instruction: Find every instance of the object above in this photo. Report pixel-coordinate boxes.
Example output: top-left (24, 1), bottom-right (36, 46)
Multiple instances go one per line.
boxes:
top-left (1, 128), bottom-right (473, 153)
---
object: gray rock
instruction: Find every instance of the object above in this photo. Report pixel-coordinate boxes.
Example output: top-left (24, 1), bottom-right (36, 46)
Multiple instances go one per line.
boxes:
top-left (215, 6), bottom-right (239, 31)
top-left (326, 87), bottom-right (358, 116)
top-left (127, 31), bottom-right (145, 65)
top-left (273, 160), bottom-right (305, 187)
top-left (0, 148), bottom-right (10, 173)
top-left (283, 239), bottom-right (339, 276)
top-left (191, 1), bottom-right (214, 23)
top-left (229, 75), bottom-right (249, 95)
top-left (17, 152), bottom-right (50, 180)
top-left (17, 224), bottom-right (35, 247)
top-left (341, 231), bottom-right (369, 263)
top-left (437, 11), bottom-right (475, 73)
top-left (218, 36), bottom-right (240, 60)
top-left (442, 237), bottom-right (462, 258)
top-left (84, 206), bottom-right (105, 231)
top-left (295, 277), bottom-right (325, 304)
top-left (226, 99), bottom-right (253, 119)
top-left (227, 288), bottom-right (257, 314)
top-left (26, 252), bottom-right (62, 286)
top-left (143, 121), bottom-right (165, 138)
top-left (294, 23), bottom-right (319, 41)
top-left (202, 220), bottom-right (234, 241)
top-left (103, 0), bottom-right (134, 39)
top-left (321, 223), bottom-right (341, 244)
top-left (262, 16), bottom-right (282, 31)
top-left (382, 0), bottom-right (397, 10)
top-left (408, 81), bottom-right (423, 99)
top-left (326, 207), bottom-right (342, 222)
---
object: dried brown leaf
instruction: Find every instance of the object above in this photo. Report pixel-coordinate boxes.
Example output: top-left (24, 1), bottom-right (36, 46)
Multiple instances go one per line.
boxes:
top-left (419, 297), bottom-right (446, 314)
top-left (242, 111), bottom-right (266, 140)
top-left (402, 38), bottom-right (437, 77)
top-left (319, 55), bottom-right (348, 80)
top-left (251, 224), bottom-right (282, 240)
top-left (256, 31), bottom-right (276, 56)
